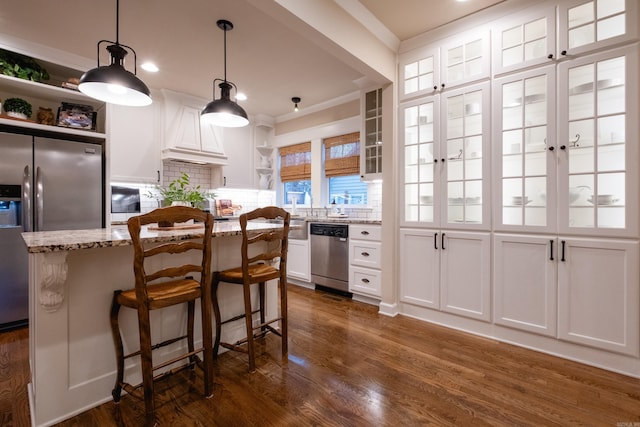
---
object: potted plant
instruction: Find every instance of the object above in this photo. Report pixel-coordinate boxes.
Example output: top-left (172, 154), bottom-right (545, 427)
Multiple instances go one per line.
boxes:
top-left (148, 172), bottom-right (213, 209)
top-left (3, 97), bottom-right (32, 119)
top-left (0, 48), bottom-right (50, 82)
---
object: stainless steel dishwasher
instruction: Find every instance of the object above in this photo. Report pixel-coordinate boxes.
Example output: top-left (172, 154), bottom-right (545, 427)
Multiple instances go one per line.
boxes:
top-left (310, 223), bottom-right (350, 295)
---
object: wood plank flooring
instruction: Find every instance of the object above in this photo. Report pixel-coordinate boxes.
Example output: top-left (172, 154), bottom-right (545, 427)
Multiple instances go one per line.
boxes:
top-left (1, 284), bottom-right (639, 426)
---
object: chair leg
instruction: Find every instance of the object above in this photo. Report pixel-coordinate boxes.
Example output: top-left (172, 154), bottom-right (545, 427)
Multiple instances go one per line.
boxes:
top-left (211, 274), bottom-right (222, 359)
top-left (136, 303), bottom-right (156, 427)
top-left (200, 283), bottom-right (214, 398)
top-left (279, 278), bottom-right (288, 357)
top-left (242, 282), bottom-right (256, 373)
top-left (110, 291), bottom-right (124, 403)
top-left (259, 281), bottom-right (266, 335)
top-left (187, 300), bottom-right (196, 366)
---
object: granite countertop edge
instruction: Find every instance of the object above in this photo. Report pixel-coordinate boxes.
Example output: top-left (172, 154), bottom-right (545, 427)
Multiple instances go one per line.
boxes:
top-left (21, 222), bottom-right (286, 254)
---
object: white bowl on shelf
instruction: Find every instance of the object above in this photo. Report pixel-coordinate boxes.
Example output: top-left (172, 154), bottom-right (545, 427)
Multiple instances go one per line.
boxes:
top-left (587, 194), bottom-right (618, 205)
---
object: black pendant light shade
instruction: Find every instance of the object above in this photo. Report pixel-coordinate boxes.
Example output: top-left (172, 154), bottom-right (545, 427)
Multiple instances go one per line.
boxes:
top-left (292, 97), bottom-right (301, 112)
top-left (78, 0), bottom-right (152, 106)
top-left (201, 19), bottom-right (249, 128)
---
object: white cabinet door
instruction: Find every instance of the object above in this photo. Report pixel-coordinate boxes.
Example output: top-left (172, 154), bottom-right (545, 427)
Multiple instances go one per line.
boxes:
top-left (492, 4), bottom-right (556, 76)
top-left (440, 231), bottom-right (491, 321)
top-left (219, 126), bottom-right (254, 188)
top-left (492, 65), bottom-right (557, 233)
top-left (558, 237), bottom-right (639, 356)
top-left (399, 44), bottom-right (440, 102)
top-left (399, 228), bottom-right (440, 309)
top-left (558, 0), bottom-right (637, 58)
top-left (494, 233), bottom-right (558, 336)
top-left (109, 103), bottom-right (161, 183)
top-left (441, 29), bottom-right (490, 89)
top-left (287, 239), bottom-right (310, 282)
top-left (557, 46), bottom-right (638, 237)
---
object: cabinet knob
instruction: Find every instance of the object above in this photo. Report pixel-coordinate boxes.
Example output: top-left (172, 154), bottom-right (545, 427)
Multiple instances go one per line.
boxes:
top-left (547, 53), bottom-right (554, 59)
top-left (560, 145), bottom-right (566, 150)
top-left (561, 50), bottom-right (567, 56)
top-left (441, 83), bottom-right (446, 89)
top-left (548, 146), bottom-right (555, 151)
top-left (433, 85), bottom-right (438, 90)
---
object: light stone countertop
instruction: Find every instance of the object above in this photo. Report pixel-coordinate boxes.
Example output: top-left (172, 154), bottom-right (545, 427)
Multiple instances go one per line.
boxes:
top-left (21, 222), bottom-right (285, 254)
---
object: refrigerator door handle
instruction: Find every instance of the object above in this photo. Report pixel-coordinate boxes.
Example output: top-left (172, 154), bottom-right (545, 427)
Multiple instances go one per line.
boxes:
top-left (35, 166), bottom-right (44, 232)
top-left (22, 165), bottom-right (32, 232)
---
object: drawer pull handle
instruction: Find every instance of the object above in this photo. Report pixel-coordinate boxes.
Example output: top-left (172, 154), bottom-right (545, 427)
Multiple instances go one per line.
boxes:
top-left (361, 231), bottom-right (370, 235)
top-left (361, 252), bottom-right (370, 257)
top-left (362, 278), bottom-right (370, 283)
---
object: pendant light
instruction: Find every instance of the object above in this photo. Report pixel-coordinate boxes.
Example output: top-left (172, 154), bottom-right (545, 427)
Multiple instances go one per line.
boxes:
top-left (201, 19), bottom-right (249, 128)
top-left (78, 0), bottom-right (152, 106)
top-left (292, 97), bottom-right (301, 112)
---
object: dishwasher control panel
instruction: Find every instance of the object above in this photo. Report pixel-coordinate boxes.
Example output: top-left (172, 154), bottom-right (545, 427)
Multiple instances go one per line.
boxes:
top-left (310, 223), bottom-right (348, 238)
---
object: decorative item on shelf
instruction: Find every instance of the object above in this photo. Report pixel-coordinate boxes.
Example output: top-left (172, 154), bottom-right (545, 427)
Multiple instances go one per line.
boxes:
top-left (0, 48), bottom-right (50, 82)
top-left (78, 0), bottom-right (152, 106)
top-left (146, 172), bottom-right (214, 210)
top-left (200, 19), bottom-right (249, 128)
top-left (256, 145), bottom-right (274, 168)
top-left (61, 77), bottom-right (80, 91)
top-left (36, 107), bottom-right (55, 125)
top-left (3, 97), bottom-right (32, 120)
top-left (56, 102), bottom-right (96, 130)
top-left (256, 168), bottom-right (273, 189)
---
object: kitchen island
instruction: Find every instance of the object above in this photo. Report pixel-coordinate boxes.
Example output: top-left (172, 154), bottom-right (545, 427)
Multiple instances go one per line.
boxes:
top-left (22, 221), bottom-right (286, 427)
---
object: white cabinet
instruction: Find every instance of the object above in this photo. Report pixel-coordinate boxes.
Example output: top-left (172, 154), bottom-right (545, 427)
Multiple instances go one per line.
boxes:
top-left (288, 238), bottom-right (310, 282)
top-left (400, 81), bottom-right (491, 229)
top-left (160, 89), bottom-right (226, 165)
top-left (494, 233), bottom-right (558, 336)
top-left (349, 224), bottom-right (381, 297)
top-left (108, 102), bottom-right (161, 183)
top-left (399, 228), bottom-right (491, 321)
top-left (220, 126), bottom-right (253, 188)
top-left (558, 237), bottom-right (639, 355)
top-left (360, 88), bottom-right (382, 180)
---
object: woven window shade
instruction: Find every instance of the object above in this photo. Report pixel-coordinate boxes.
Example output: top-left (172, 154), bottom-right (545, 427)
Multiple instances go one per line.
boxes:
top-left (324, 132), bottom-right (360, 177)
top-left (279, 142), bottom-right (311, 182)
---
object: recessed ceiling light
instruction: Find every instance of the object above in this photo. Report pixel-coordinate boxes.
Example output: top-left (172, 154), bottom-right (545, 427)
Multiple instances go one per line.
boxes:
top-left (236, 92), bottom-right (247, 101)
top-left (141, 62), bottom-right (159, 72)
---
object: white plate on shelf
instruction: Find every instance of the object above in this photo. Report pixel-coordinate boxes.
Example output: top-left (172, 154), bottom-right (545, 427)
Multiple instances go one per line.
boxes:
top-left (587, 196), bottom-right (619, 205)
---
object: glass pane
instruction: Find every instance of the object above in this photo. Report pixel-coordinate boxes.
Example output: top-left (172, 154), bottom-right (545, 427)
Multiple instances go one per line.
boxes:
top-left (524, 75), bottom-right (546, 126)
top-left (465, 39), bottom-right (483, 60)
top-left (524, 39), bottom-right (546, 62)
top-left (503, 45), bottom-right (523, 67)
top-left (525, 176), bottom-right (546, 226)
top-left (568, 2), bottom-right (594, 28)
top-left (465, 57), bottom-right (483, 79)
top-left (448, 45), bottom-right (463, 65)
top-left (405, 126), bottom-right (418, 145)
top-left (597, 0), bottom-right (624, 18)
top-left (405, 78), bottom-right (418, 95)
top-left (569, 174), bottom-right (594, 227)
top-left (503, 129), bottom-right (522, 156)
top-left (466, 158), bottom-right (482, 181)
top-left (405, 62), bottom-right (418, 79)
top-left (569, 24), bottom-right (595, 48)
top-left (598, 114), bottom-right (625, 145)
top-left (569, 63), bottom-right (595, 120)
top-left (448, 63), bottom-right (464, 82)
top-left (418, 57), bottom-right (434, 74)
top-left (525, 126), bottom-right (547, 153)
top-left (502, 26), bottom-right (522, 48)
top-left (524, 151), bottom-right (546, 177)
top-left (597, 56), bottom-right (625, 116)
top-left (524, 18), bottom-right (546, 41)
top-left (598, 144), bottom-right (625, 172)
top-left (418, 73), bottom-right (434, 92)
top-left (598, 14), bottom-right (625, 41)
top-left (465, 180), bottom-right (482, 223)
top-left (447, 141), bottom-right (464, 181)
top-left (419, 143), bottom-right (434, 164)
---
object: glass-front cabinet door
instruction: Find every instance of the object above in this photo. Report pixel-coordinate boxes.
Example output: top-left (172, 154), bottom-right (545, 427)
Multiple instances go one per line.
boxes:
top-left (399, 45), bottom-right (440, 102)
top-left (557, 46), bottom-right (638, 236)
top-left (361, 88), bottom-right (382, 180)
top-left (558, 0), bottom-right (637, 57)
top-left (441, 82), bottom-right (490, 228)
top-left (400, 96), bottom-right (440, 225)
top-left (492, 5), bottom-right (556, 75)
top-left (493, 66), bottom-right (556, 232)
top-left (441, 29), bottom-right (490, 89)
top-left (400, 82), bottom-right (490, 228)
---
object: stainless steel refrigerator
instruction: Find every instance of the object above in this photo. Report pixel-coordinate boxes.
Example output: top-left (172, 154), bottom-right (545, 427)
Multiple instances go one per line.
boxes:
top-left (0, 130), bottom-right (104, 330)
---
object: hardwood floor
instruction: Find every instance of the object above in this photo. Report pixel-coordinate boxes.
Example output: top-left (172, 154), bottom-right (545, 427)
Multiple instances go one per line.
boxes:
top-left (1, 284), bottom-right (639, 426)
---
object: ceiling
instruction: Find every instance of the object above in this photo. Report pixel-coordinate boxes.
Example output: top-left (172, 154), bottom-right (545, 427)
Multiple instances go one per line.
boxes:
top-left (0, 0), bottom-right (504, 121)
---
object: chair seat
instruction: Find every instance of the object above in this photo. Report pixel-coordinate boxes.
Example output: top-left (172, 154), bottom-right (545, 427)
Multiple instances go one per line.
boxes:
top-left (218, 263), bottom-right (280, 284)
top-left (117, 278), bottom-right (202, 310)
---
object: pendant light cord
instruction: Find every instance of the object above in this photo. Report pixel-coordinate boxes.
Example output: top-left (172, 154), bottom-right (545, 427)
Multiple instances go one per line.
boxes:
top-left (223, 24), bottom-right (227, 83)
top-left (115, 0), bottom-right (120, 45)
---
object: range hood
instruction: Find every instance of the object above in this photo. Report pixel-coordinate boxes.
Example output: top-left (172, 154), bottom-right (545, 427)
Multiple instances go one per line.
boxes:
top-left (161, 89), bottom-right (229, 165)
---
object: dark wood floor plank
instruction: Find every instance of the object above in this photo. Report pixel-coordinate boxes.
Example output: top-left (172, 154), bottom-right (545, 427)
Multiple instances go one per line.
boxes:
top-left (1, 284), bottom-right (639, 426)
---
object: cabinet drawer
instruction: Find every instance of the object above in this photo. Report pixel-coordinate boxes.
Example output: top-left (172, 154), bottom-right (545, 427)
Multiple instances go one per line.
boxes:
top-left (350, 224), bottom-right (381, 241)
top-left (350, 241), bottom-right (381, 268)
top-left (350, 266), bottom-right (381, 297)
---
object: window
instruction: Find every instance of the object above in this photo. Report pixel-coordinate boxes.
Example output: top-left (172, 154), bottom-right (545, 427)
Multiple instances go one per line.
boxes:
top-left (279, 142), bottom-right (311, 205)
top-left (324, 132), bottom-right (367, 205)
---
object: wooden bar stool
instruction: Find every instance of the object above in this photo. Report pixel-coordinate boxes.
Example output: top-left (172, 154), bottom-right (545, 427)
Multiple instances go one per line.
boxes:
top-left (110, 206), bottom-right (214, 427)
top-left (212, 206), bottom-right (290, 372)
